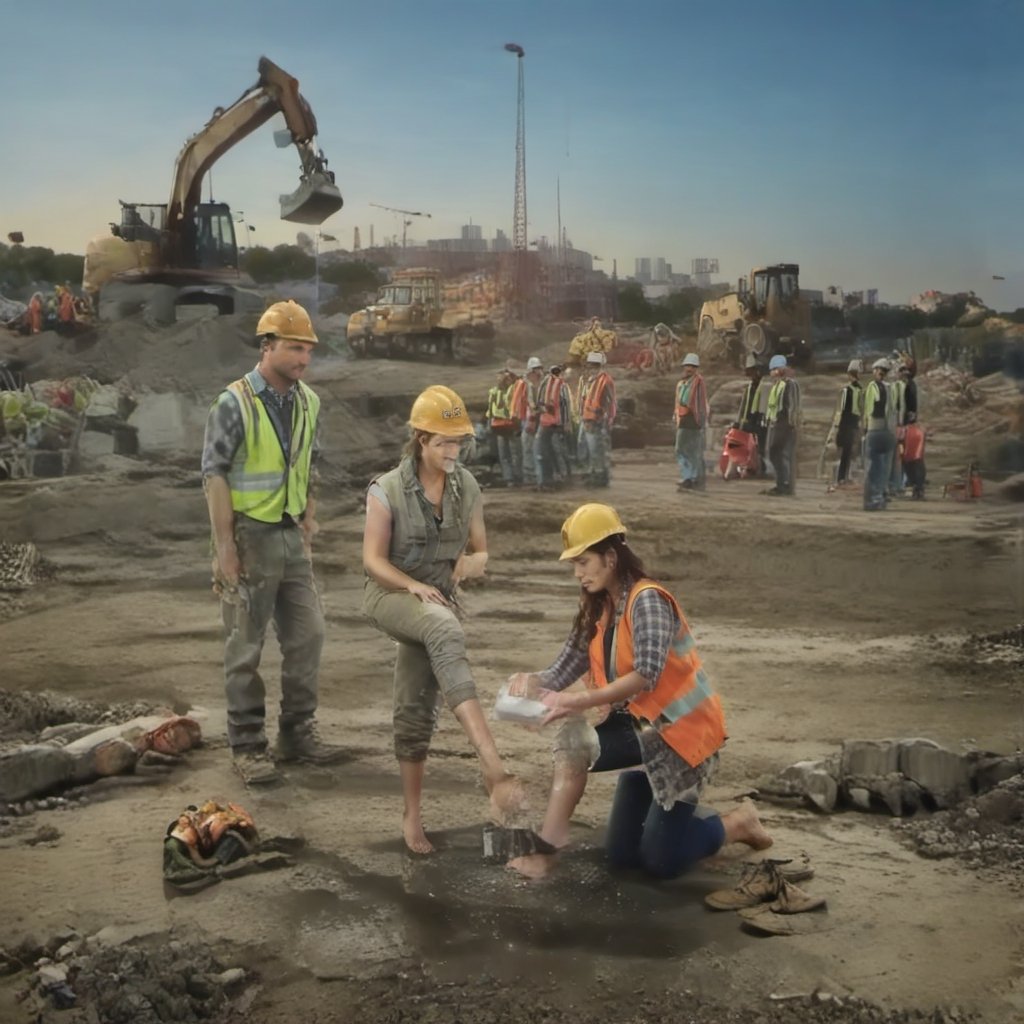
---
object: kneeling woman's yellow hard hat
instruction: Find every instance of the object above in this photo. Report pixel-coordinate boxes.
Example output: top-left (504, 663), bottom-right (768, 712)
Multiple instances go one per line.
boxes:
top-left (409, 385), bottom-right (473, 437)
top-left (559, 503), bottom-right (627, 560)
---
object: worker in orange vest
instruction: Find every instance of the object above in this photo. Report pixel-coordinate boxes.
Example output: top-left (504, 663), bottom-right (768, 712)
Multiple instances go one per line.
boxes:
top-left (580, 351), bottom-right (617, 487)
top-left (505, 503), bottom-right (772, 880)
top-left (535, 364), bottom-right (571, 490)
top-left (510, 356), bottom-right (543, 485)
top-left (26, 292), bottom-right (44, 334)
top-left (57, 285), bottom-right (76, 326)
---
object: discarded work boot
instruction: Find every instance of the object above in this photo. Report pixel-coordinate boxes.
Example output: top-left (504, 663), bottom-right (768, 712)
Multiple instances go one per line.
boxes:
top-left (232, 747), bottom-right (282, 787)
top-left (274, 723), bottom-right (348, 765)
top-left (737, 880), bottom-right (827, 919)
top-left (705, 859), bottom-right (784, 910)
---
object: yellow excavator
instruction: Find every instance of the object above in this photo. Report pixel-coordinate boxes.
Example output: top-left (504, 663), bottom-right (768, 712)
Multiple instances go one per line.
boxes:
top-left (83, 56), bottom-right (342, 322)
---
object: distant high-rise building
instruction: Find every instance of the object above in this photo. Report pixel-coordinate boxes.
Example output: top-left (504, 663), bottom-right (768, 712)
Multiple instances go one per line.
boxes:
top-left (654, 258), bottom-right (668, 282)
top-left (492, 228), bottom-right (512, 253)
top-left (462, 224), bottom-right (483, 241)
top-left (635, 257), bottom-right (652, 283)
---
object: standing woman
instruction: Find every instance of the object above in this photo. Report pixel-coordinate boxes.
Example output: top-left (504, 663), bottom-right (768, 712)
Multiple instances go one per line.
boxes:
top-left (363, 385), bottom-right (522, 854)
top-left (507, 503), bottom-right (771, 879)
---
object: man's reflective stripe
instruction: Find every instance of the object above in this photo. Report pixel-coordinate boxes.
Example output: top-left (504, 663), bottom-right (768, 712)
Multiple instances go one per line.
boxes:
top-left (657, 668), bottom-right (714, 724)
top-left (227, 471), bottom-right (285, 491)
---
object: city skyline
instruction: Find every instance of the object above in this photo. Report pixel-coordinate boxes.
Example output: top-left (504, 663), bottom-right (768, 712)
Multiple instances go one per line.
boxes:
top-left (2, 0), bottom-right (1021, 309)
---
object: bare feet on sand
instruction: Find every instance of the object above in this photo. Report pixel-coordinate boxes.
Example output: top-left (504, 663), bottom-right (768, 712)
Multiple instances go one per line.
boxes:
top-left (403, 814), bottom-right (435, 855)
top-left (488, 774), bottom-right (527, 826)
top-left (721, 799), bottom-right (774, 850)
top-left (507, 851), bottom-right (559, 879)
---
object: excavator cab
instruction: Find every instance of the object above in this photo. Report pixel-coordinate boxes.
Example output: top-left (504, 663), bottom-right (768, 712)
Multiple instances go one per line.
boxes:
top-left (192, 203), bottom-right (238, 269)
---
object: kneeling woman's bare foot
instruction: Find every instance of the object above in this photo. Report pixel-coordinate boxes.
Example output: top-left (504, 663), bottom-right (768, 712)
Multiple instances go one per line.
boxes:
top-left (403, 814), bottom-right (435, 855)
top-left (721, 799), bottom-right (773, 851)
top-left (507, 851), bottom-right (558, 879)
top-left (488, 774), bottom-right (527, 826)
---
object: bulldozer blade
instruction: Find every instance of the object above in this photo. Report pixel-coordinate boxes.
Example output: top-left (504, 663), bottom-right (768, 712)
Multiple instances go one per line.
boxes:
top-left (279, 173), bottom-right (343, 224)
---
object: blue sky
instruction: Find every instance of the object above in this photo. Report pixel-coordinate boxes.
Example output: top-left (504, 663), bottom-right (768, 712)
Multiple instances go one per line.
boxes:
top-left (3, 0), bottom-right (1022, 307)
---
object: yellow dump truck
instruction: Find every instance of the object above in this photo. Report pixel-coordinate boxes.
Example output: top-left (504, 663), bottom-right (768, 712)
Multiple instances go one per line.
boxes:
top-left (346, 268), bottom-right (496, 363)
top-left (697, 264), bottom-right (813, 368)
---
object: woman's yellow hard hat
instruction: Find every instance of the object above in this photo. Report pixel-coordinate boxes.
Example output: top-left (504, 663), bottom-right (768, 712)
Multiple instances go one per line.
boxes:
top-left (408, 385), bottom-right (473, 437)
top-left (559, 503), bottom-right (627, 560)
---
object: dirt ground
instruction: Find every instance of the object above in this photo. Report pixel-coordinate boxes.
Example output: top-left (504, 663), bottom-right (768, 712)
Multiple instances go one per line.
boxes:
top-left (1, 324), bottom-right (1022, 1023)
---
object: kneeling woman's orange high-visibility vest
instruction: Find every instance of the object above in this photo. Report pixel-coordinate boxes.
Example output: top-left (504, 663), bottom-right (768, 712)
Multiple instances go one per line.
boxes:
top-left (587, 580), bottom-right (726, 768)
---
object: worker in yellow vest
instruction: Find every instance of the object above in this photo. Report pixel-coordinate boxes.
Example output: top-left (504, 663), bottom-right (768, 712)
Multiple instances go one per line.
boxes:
top-left (202, 300), bottom-right (344, 786)
top-left (826, 359), bottom-right (864, 485)
top-left (505, 503), bottom-right (772, 879)
top-left (764, 354), bottom-right (801, 496)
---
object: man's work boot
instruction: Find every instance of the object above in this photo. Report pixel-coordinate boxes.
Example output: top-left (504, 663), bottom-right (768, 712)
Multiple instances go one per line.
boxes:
top-left (274, 723), bottom-right (348, 766)
top-left (704, 859), bottom-right (785, 910)
top-left (232, 746), bottom-right (282, 786)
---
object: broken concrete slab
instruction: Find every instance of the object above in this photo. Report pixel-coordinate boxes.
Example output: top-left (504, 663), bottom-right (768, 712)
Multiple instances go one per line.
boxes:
top-left (0, 744), bottom-right (74, 803)
top-left (898, 738), bottom-right (973, 809)
top-left (764, 760), bottom-right (839, 813)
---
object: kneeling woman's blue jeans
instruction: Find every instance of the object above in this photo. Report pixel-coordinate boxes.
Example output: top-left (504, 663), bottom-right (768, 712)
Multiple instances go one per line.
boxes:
top-left (594, 712), bottom-right (725, 879)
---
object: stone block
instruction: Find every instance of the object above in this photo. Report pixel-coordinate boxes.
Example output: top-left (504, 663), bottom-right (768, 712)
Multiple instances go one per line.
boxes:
top-left (770, 760), bottom-right (839, 812)
top-left (840, 739), bottom-right (900, 779)
top-left (0, 745), bottom-right (74, 803)
top-left (898, 738), bottom-right (972, 809)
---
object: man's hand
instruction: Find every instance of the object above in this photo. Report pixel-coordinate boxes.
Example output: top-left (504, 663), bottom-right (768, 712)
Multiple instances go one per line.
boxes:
top-left (212, 540), bottom-right (241, 596)
top-left (300, 516), bottom-right (319, 555)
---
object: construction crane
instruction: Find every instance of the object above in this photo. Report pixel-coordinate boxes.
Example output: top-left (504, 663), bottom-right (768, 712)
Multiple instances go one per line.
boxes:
top-left (368, 202), bottom-right (431, 248)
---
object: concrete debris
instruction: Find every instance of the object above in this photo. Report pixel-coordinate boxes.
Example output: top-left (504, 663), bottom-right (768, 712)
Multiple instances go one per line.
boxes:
top-left (759, 738), bottom-right (1016, 816)
top-left (0, 712), bottom-right (201, 804)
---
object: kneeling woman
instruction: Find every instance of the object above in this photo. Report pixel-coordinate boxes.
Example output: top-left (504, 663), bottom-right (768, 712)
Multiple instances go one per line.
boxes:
top-left (363, 385), bottom-right (521, 854)
top-left (508, 503), bottom-right (771, 878)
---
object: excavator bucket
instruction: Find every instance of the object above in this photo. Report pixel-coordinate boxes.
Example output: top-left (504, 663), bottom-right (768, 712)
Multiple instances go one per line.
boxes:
top-left (279, 172), bottom-right (343, 224)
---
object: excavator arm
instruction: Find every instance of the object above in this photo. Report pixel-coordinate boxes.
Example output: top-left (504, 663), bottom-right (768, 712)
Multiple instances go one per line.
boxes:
top-left (166, 56), bottom-right (342, 236)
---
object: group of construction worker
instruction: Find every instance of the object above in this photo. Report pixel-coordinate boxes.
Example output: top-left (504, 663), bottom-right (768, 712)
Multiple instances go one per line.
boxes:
top-left (201, 297), bottom-right (773, 880)
top-left (17, 284), bottom-right (90, 335)
top-left (828, 355), bottom-right (922, 510)
top-left (484, 351), bottom-right (617, 490)
top-left (674, 350), bottom-right (801, 496)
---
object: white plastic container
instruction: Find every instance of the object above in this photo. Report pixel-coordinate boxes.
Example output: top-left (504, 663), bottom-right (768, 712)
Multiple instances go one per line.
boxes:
top-left (493, 683), bottom-right (548, 725)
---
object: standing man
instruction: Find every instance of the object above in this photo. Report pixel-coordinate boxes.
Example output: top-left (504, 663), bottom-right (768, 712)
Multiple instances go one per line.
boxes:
top-left (764, 354), bottom-right (801, 496)
top-left (536, 365), bottom-right (571, 490)
top-left (827, 359), bottom-right (864, 486)
top-left (736, 354), bottom-right (767, 469)
top-left (202, 299), bottom-right (343, 786)
top-left (510, 356), bottom-right (543, 486)
top-left (861, 358), bottom-right (896, 511)
top-left (887, 358), bottom-right (908, 496)
top-left (674, 353), bottom-right (709, 491)
top-left (580, 350), bottom-right (617, 487)
top-left (487, 368), bottom-right (521, 487)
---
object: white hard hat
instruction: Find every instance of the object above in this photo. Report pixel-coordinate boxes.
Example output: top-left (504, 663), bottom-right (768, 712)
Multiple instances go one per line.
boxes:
top-left (585, 351), bottom-right (606, 365)
top-left (872, 357), bottom-right (890, 371)
top-left (526, 356), bottom-right (543, 371)
top-left (681, 352), bottom-right (700, 367)
top-left (847, 359), bottom-right (863, 373)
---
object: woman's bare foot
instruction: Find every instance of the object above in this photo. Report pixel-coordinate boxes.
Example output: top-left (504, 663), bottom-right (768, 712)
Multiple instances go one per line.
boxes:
top-left (721, 799), bottom-right (773, 850)
top-left (488, 774), bottom-right (527, 826)
top-left (507, 851), bottom-right (558, 879)
top-left (403, 814), bottom-right (435, 855)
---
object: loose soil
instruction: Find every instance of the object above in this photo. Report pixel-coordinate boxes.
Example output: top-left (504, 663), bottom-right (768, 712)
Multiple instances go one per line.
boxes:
top-left (1, 321), bottom-right (1022, 1023)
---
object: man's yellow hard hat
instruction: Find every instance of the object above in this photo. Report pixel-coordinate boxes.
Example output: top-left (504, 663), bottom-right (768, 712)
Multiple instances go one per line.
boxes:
top-left (559, 503), bottom-right (627, 560)
top-left (408, 385), bottom-right (473, 437)
top-left (256, 299), bottom-right (318, 344)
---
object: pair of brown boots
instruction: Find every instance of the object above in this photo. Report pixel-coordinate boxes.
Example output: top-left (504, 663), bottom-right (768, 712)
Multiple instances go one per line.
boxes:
top-left (705, 857), bottom-right (827, 936)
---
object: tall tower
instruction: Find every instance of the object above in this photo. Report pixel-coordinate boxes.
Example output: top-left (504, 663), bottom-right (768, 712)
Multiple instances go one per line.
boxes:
top-left (504, 43), bottom-right (527, 252)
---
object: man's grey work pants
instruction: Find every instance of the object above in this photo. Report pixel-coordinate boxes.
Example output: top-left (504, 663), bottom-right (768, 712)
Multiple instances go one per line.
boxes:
top-left (362, 580), bottom-right (478, 762)
top-left (222, 518), bottom-right (324, 751)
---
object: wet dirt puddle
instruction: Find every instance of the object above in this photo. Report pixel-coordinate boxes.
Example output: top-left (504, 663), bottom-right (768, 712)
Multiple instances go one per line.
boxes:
top-left (273, 824), bottom-right (747, 981)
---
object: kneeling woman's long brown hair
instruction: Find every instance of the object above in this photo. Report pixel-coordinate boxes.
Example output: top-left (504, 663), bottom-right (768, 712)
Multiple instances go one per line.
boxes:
top-left (568, 534), bottom-right (649, 650)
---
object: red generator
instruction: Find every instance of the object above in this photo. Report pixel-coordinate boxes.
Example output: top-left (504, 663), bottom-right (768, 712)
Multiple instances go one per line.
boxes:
top-left (718, 427), bottom-right (761, 480)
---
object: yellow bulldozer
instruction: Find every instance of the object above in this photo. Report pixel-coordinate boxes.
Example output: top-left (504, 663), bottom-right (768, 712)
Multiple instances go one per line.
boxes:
top-left (697, 263), bottom-right (813, 368)
top-left (346, 268), bottom-right (496, 364)
top-left (82, 57), bottom-right (342, 323)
